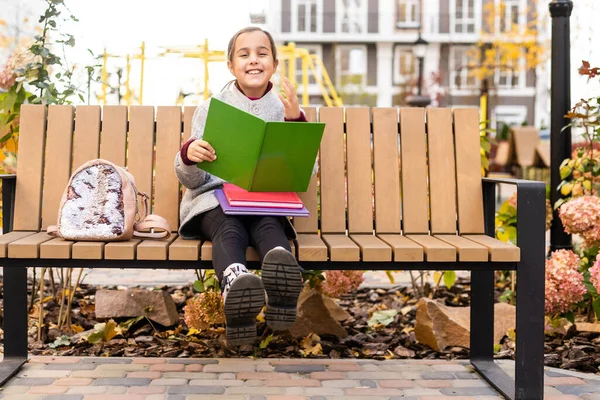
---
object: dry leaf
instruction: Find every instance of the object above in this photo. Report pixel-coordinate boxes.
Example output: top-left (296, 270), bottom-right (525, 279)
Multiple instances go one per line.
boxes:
top-left (300, 333), bottom-right (323, 356)
top-left (71, 324), bottom-right (84, 333)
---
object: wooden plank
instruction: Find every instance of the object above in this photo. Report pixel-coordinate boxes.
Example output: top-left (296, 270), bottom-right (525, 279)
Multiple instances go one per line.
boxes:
top-left (434, 234), bottom-right (488, 262)
top-left (349, 234), bottom-right (392, 261)
top-left (137, 234), bottom-right (178, 260)
top-left (72, 105), bottom-right (101, 168)
top-left (183, 106), bottom-right (196, 142)
top-left (154, 107), bottom-right (181, 230)
top-left (400, 108), bottom-right (429, 234)
top-left (346, 107), bottom-right (373, 234)
top-left (405, 235), bottom-right (456, 262)
top-left (321, 234), bottom-right (360, 261)
top-left (462, 235), bottom-right (520, 262)
top-left (8, 232), bottom-right (55, 258)
top-left (511, 126), bottom-right (540, 167)
top-left (168, 236), bottom-right (200, 260)
top-left (378, 234), bottom-right (424, 262)
top-left (295, 234), bottom-right (328, 261)
top-left (0, 232), bottom-right (36, 257)
top-left (41, 105), bottom-right (74, 230)
top-left (127, 106), bottom-right (155, 199)
top-left (453, 108), bottom-right (485, 234)
top-left (72, 242), bottom-right (104, 259)
top-left (201, 242), bottom-right (279, 262)
top-left (14, 105), bottom-right (46, 231)
top-left (294, 107), bottom-right (319, 234)
top-left (100, 106), bottom-right (127, 166)
top-left (319, 107), bottom-right (346, 233)
top-left (40, 238), bottom-right (73, 259)
top-left (427, 108), bottom-right (458, 234)
top-left (372, 108), bottom-right (401, 234)
top-left (105, 239), bottom-right (141, 260)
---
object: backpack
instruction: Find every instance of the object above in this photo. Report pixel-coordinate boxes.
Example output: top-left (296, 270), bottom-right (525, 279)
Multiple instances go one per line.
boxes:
top-left (47, 159), bottom-right (171, 241)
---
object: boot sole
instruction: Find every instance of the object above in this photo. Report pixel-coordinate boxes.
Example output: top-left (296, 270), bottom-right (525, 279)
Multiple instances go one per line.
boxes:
top-left (262, 248), bottom-right (303, 331)
top-left (224, 273), bottom-right (265, 346)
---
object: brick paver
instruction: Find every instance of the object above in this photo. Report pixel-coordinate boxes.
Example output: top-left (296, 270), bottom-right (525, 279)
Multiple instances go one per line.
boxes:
top-left (1, 357), bottom-right (598, 399)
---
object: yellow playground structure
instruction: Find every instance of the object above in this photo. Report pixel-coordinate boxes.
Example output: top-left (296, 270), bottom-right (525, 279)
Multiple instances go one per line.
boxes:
top-left (97, 40), bottom-right (343, 107)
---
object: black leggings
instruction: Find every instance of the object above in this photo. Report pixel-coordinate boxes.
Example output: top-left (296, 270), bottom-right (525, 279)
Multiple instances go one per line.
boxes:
top-left (194, 206), bottom-right (292, 284)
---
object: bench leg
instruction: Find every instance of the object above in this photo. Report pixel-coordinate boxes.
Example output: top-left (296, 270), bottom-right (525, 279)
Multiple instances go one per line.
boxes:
top-left (0, 266), bottom-right (28, 385)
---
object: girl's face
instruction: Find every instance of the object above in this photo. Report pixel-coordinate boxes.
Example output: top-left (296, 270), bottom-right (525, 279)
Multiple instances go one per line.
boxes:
top-left (228, 30), bottom-right (278, 98)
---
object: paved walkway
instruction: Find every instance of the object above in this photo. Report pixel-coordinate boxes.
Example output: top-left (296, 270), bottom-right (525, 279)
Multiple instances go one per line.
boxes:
top-left (1, 356), bottom-right (599, 399)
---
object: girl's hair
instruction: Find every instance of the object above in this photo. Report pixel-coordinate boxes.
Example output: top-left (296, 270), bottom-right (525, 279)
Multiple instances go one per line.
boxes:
top-left (226, 26), bottom-right (278, 62)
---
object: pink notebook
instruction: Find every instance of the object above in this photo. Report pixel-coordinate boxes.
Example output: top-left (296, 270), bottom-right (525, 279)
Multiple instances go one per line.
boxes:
top-left (222, 183), bottom-right (304, 209)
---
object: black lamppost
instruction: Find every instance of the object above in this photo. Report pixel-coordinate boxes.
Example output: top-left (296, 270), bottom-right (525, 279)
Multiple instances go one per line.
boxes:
top-left (406, 33), bottom-right (431, 107)
top-left (549, 0), bottom-right (573, 252)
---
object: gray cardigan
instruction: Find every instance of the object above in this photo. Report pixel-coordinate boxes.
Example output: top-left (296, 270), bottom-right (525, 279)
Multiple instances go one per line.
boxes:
top-left (174, 84), bottom-right (307, 239)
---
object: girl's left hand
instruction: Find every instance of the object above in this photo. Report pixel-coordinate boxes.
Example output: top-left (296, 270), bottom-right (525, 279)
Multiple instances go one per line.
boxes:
top-left (277, 77), bottom-right (301, 120)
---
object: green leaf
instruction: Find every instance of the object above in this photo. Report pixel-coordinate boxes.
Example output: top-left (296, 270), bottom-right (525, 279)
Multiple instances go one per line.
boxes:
top-left (204, 276), bottom-right (216, 290)
top-left (443, 270), bottom-right (457, 288)
top-left (593, 298), bottom-right (600, 321)
top-left (259, 333), bottom-right (274, 349)
top-left (564, 311), bottom-right (575, 324)
top-left (368, 309), bottom-right (398, 327)
top-left (193, 280), bottom-right (205, 293)
top-left (48, 335), bottom-right (71, 348)
top-left (0, 132), bottom-right (13, 143)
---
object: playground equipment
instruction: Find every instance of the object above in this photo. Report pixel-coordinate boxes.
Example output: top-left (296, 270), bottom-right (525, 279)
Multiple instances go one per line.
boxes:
top-left (98, 40), bottom-right (342, 107)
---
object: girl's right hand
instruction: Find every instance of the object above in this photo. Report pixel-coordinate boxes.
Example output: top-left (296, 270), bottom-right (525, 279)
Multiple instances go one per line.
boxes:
top-left (187, 140), bottom-right (217, 163)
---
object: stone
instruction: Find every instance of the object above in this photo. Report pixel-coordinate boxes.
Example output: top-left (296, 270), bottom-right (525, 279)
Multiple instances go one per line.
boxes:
top-left (95, 289), bottom-right (180, 327)
top-left (414, 298), bottom-right (516, 351)
top-left (288, 289), bottom-right (348, 339)
top-left (321, 294), bottom-right (351, 321)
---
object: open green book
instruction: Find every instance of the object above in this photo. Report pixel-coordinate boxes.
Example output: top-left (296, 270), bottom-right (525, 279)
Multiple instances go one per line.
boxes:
top-left (197, 98), bottom-right (325, 192)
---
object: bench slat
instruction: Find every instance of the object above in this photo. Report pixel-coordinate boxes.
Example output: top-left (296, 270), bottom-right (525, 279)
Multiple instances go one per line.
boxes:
top-left (293, 107), bottom-right (319, 234)
top-left (154, 106), bottom-right (182, 231)
top-left (168, 236), bottom-right (200, 261)
top-left (434, 234), bottom-right (488, 262)
top-left (72, 106), bottom-right (101, 169)
top-left (72, 242), bottom-right (104, 259)
top-left (453, 109), bottom-right (485, 234)
top-left (100, 106), bottom-right (127, 166)
top-left (405, 234), bottom-right (456, 262)
top-left (349, 234), bottom-right (392, 261)
top-left (377, 234), bottom-right (424, 261)
top-left (0, 232), bottom-right (37, 257)
top-left (14, 105), bottom-right (46, 231)
top-left (128, 106), bottom-right (155, 201)
top-left (295, 234), bottom-right (328, 261)
top-left (41, 105), bottom-right (74, 230)
top-left (427, 108), bottom-right (458, 234)
top-left (346, 107), bottom-right (373, 234)
top-left (137, 234), bottom-right (179, 260)
top-left (8, 232), bottom-right (55, 258)
top-left (40, 238), bottom-right (73, 259)
top-left (183, 106), bottom-right (196, 142)
top-left (319, 107), bottom-right (346, 234)
top-left (105, 239), bottom-right (141, 260)
top-left (462, 235), bottom-right (520, 262)
top-left (400, 108), bottom-right (429, 234)
top-left (321, 234), bottom-right (360, 261)
top-left (372, 108), bottom-right (401, 234)
top-left (200, 241), bottom-right (295, 263)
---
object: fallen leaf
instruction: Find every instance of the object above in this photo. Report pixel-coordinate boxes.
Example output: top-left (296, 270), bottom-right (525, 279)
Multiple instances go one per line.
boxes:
top-left (368, 309), bottom-right (398, 327)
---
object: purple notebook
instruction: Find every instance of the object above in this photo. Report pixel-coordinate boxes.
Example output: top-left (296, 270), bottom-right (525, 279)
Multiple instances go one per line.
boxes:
top-left (215, 189), bottom-right (309, 217)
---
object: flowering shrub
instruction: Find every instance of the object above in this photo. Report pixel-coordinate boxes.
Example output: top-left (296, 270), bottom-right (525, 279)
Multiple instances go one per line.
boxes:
top-left (545, 250), bottom-right (586, 315)
top-left (495, 191), bottom-right (553, 244)
top-left (558, 195), bottom-right (600, 249)
top-left (590, 255), bottom-right (600, 294)
top-left (183, 291), bottom-right (224, 330)
top-left (321, 270), bottom-right (364, 298)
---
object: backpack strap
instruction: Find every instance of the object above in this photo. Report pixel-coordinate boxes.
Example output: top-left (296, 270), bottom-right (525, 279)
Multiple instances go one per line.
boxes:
top-left (133, 191), bottom-right (172, 239)
top-left (47, 225), bottom-right (59, 237)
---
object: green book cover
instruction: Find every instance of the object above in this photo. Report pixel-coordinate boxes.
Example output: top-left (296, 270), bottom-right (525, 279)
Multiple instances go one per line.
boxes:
top-left (198, 98), bottom-right (325, 192)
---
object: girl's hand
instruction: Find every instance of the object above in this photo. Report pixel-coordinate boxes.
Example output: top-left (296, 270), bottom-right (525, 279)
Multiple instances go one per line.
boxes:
top-left (187, 140), bottom-right (216, 163)
top-left (277, 77), bottom-right (301, 120)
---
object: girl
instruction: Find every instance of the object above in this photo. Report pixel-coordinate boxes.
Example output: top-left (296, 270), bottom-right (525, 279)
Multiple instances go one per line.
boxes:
top-left (174, 27), bottom-right (310, 346)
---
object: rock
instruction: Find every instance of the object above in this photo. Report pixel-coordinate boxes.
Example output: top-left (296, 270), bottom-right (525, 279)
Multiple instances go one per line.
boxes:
top-left (414, 298), bottom-right (516, 351)
top-left (95, 289), bottom-right (180, 327)
top-left (322, 295), bottom-right (351, 321)
top-left (393, 344), bottom-right (416, 358)
top-left (289, 289), bottom-right (348, 339)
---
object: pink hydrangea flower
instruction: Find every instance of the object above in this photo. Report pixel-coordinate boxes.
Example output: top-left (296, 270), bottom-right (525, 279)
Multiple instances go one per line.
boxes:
top-left (589, 254), bottom-right (600, 294)
top-left (322, 270), bottom-right (364, 298)
top-left (559, 196), bottom-right (600, 248)
top-left (0, 44), bottom-right (40, 90)
top-left (545, 249), bottom-right (586, 315)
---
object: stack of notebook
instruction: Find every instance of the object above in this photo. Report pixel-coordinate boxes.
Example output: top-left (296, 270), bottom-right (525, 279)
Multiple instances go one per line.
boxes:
top-left (216, 183), bottom-right (309, 217)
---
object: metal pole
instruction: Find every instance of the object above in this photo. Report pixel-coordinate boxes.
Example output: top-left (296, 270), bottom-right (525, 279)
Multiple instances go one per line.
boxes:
top-left (417, 57), bottom-right (424, 96)
top-left (549, 0), bottom-right (573, 252)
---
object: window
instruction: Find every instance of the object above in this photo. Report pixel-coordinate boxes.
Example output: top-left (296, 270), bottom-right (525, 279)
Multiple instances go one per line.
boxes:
top-left (499, 0), bottom-right (520, 33)
top-left (336, 45), bottom-right (367, 89)
top-left (450, 47), bottom-right (477, 89)
top-left (396, 0), bottom-right (420, 28)
top-left (295, 0), bottom-right (318, 33)
top-left (493, 106), bottom-right (527, 136)
top-left (495, 50), bottom-right (524, 88)
top-left (393, 47), bottom-right (416, 85)
top-left (338, 0), bottom-right (368, 34)
top-left (295, 44), bottom-right (322, 86)
top-left (453, 0), bottom-right (476, 34)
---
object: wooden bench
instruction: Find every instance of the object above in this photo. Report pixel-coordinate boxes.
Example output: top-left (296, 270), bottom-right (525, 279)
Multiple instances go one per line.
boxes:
top-left (0, 104), bottom-right (546, 400)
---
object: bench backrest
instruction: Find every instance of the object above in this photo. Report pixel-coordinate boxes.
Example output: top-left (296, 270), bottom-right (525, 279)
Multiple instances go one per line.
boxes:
top-left (15, 105), bottom-right (485, 236)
